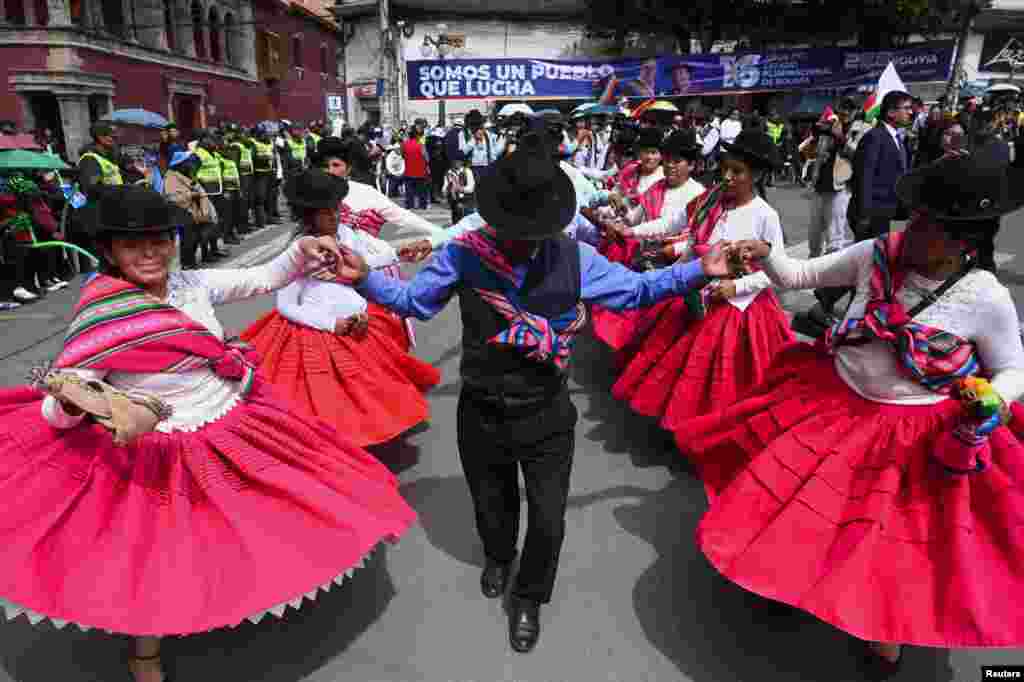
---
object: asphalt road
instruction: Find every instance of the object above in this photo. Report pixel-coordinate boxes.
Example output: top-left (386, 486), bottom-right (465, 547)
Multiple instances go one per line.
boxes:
top-left (0, 186), bottom-right (1022, 682)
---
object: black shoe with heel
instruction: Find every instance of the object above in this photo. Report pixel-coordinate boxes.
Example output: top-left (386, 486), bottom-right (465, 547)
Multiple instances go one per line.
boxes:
top-left (508, 597), bottom-right (541, 653)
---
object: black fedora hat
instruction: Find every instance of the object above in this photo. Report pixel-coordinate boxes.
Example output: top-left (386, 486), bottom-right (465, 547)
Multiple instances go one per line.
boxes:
top-left (476, 133), bottom-right (576, 241)
top-left (466, 109), bottom-right (485, 128)
top-left (661, 129), bottom-right (700, 161)
top-left (633, 127), bottom-right (664, 151)
top-left (722, 129), bottom-right (780, 170)
top-left (896, 144), bottom-right (1024, 221)
top-left (284, 169), bottom-right (350, 209)
top-left (83, 185), bottom-right (191, 237)
top-left (313, 136), bottom-right (351, 166)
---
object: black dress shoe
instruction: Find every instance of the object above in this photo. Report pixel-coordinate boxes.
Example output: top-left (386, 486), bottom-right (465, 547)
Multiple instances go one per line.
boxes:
top-left (480, 559), bottom-right (511, 599)
top-left (224, 236), bottom-right (242, 245)
top-left (508, 598), bottom-right (541, 653)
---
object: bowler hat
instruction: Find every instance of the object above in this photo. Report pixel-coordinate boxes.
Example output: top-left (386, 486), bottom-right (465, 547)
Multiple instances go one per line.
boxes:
top-left (466, 110), bottom-right (485, 128)
top-left (661, 130), bottom-right (699, 161)
top-left (896, 143), bottom-right (1024, 222)
top-left (476, 133), bottom-right (576, 241)
top-left (315, 136), bottom-right (349, 162)
top-left (722, 129), bottom-right (780, 170)
top-left (83, 185), bottom-right (192, 237)
top-left (284, 169), bottom-right (349, 209)
top-left (633, 127), bottom-right (664, 151)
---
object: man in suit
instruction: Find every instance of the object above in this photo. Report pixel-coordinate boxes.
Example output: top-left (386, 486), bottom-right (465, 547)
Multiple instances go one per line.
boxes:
top-left (849, 90), bottom-right (913, 241)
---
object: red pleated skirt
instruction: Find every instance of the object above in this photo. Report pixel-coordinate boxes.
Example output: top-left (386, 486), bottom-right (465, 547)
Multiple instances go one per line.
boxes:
top-left (677, 344), bottom-right (1024, 648)
top-left (240, 304), bottom-right (440, 447)
top-left (591, 237), bottom-right (648, 349)
top-left (0, 378), bottom-right (417, 636)
top-left (612, 289), bottom-right (793, 429)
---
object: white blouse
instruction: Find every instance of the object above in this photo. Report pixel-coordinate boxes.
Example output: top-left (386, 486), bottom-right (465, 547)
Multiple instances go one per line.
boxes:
top-left (277, 222), bottom-right (399, 332)
top-left (763, 239), bottom-right (1024, 405)
top-left (673, 196), bottom-right (784, 312)
top-left (626, 178), bottom-right (706, 238)
top-left (344, 180), bottom-right (450, 248)
top-left (42, 240), bottom-right (314, 433)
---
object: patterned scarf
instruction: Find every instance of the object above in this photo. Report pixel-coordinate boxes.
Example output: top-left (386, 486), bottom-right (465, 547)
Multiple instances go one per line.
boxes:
top-left (54, 275), bottom-right (259, 395)
top-left (637, 179), bottom-right (669, 224)
top-left (454, 225), bottom-right (587, 371)
top-left (686, 183), bottom-right (730, 257)
top-left (337, 202), bottom-right (387, 238)
top-left (822, 231), bottom-right (979, 394)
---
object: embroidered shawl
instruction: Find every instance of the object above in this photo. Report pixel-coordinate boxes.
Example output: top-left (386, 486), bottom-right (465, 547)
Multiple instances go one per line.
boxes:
top-left (453, 225), bottom-right (587, 371)
top-left (822, 231), bottom-right (980, 394)
top-left (54, 275), bottom-right (259, 394)
top-left (637, 179), bottom-right (669, 224)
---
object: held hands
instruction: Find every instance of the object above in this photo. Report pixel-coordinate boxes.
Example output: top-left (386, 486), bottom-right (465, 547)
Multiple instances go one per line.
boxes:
top-left (728, 239), bottom-right (772, 266)
top-left (398, 239), bottom-right (433, 263)
top-left (299, 235), bottom-right (343, 271)
top-left (334, 311), bottom-right (369, 338)
top-left (306, 239), bottom-right (370, 285)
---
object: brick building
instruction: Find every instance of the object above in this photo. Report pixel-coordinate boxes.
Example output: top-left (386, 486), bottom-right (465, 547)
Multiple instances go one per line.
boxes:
top-left (0, 0), bottom-right (345, 160)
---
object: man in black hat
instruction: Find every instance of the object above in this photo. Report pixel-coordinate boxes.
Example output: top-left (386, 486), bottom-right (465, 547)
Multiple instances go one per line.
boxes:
top-left (460, 109), bottom-right (506, 182)
top-left (338, 132), bottom-right (737, 654)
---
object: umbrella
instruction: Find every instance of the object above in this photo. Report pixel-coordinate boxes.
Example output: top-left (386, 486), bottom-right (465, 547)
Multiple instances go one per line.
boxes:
top-left (102, 108), bottom-right (169, 129)
top-left (587, 103), bottom-right (622, 116)
top-left (0, 135), bottom-right (42, 151)
top-left (988, 83), bottom-right (1021, 94)
top-left (0, 150), bottom-right (69, 171)
top-left (257, 120), bottom-right (281, 134)
top-left (647, 100), bottom-right (680, 112)
top-left (498, 103), bottom-right (534, 117)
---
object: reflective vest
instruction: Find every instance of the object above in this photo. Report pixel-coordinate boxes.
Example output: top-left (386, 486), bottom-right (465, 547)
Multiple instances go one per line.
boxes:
top-left (231, 142), bottom-right (254, 175)
top-left (766, 120), bottom-right (784, 146)
top-left (252, 140), bottom-right (274, 173)
top-left (194, 147), bottom-right (222, 185)
top-left (78, 151), bottom-right (123, 186)
top-left (308, 133), bottom-right (321, 147)
top-left (286, 136), bottom-right (306, 164)
top-left (217, 153), bottom-right (241, 190)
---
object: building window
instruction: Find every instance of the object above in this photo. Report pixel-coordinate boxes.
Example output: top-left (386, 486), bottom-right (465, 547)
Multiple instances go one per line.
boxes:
top-left (320, 44), bottom-right (329, 75)
top-left (223, 12), bottom-right (235, 65)
top-left (69, 0), bottom-right (83, 24)
top-left (164, 0), bottom-right (176, 51)
top-left (208, 6), bottom-right (222, 62)
top-left (336, 47), bottom-right (344, 79)
top-left (191, 0), bottom-right (206, 59)
top-left (291, 34), bottom-right (302, 69)
top-left (257, 30), bottom-right (284, 80)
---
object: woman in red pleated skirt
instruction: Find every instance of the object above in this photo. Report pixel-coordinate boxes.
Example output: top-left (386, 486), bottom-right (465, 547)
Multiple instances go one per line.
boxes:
top-left (612, 130), bottom-right (793, 428)
top-left (676, 148), bottom-right (1024, 675)
top-left (241, 171), bottom-right (440, 447)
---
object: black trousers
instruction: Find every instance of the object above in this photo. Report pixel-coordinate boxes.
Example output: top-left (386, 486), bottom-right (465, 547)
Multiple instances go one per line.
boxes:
top-left (252, 173), bottom-right (271, 228)
top-left (237, 175), bottom-right (253, 229)
top-left (266, 177), bottom-right (281, 219)
top-left (456, 387), bottom-right (576, 604)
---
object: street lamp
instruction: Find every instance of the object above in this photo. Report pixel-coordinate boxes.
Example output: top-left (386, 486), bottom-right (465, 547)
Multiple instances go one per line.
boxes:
top-left (421, 23), bottom-right (453, 127)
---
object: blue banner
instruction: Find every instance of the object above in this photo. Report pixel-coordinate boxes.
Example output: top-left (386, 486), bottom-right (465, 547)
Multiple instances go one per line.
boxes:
top-left (407, 43), bottom-right (954, 101)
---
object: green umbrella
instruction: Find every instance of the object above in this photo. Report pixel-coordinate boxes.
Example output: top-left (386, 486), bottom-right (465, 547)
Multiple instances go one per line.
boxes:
top-left (0, 149), bottom-right (69, 171)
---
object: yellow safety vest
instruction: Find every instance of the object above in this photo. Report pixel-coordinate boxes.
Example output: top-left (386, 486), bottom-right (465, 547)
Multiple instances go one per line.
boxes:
top-left (78, 152), bottom-right (123, 186)
top-left (252, 140), bottom-right (274, 173)
top-left (194, 147), bottom-right (222, 185)
top-left (766, 120), bottom-right (784, 146)
top-left (217, 153), bottom-right (241, 190)
top-left (231, 142), bottom-right (254, 175)
top-left (286, 136), bottom-right (306, 164)
top-left (308, 133), bottom-right (321, 146)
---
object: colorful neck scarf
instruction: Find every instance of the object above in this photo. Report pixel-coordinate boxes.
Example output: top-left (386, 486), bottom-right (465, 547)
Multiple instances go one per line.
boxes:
top-left (822, 231), bottom-right (979, 394)
top-left (337, 202), bottom-right (387, 238)
top-left (54, 275), bottom-right (259, 394)
top-left (686, 183), bottom-right (730, 257)
top-left (454, 225), bottom-right (587, 371)
top-left (637, 178), bottom-right (669, 223)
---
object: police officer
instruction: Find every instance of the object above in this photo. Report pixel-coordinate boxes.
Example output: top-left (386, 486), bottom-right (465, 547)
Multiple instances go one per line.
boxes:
top-left (192, 133), bottom-right (231, 261)
top-left (250, 126), bottom-right (276, 230)
top-left (213, 136), bottom-right (242, 245)
top-left (225, 127), bottom-right (255, 235)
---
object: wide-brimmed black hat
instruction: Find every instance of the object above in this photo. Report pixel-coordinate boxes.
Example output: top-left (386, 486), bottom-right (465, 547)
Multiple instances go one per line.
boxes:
top-left (466, 110), bottom-right (485, 128)
top-left (633, 127), bottom-right (664, 151)
top-left (314, 136), bottom-right (350, 162)
top-left (284, 169), bottom-right (349, 209)
top-left (722, 129), bottom-right (780, 170)
top-left (82, 185), bottom-right (191, 238)
top-left (661, 130), bottom-right (699, 161)
top-left (476, 133), bottom-right (576, 241)
top-left (896, 144), bottom-right (1024, 221)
